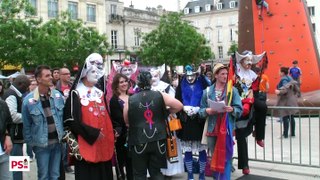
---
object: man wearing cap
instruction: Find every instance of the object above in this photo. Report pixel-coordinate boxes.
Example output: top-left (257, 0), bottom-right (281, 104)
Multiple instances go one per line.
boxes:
top-left (289, 60), bottom-right (302, 97)
top-left (199, 63), bottom-right (242, 178)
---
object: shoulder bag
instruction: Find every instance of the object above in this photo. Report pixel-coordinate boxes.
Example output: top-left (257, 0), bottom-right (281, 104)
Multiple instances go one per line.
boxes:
top-left (62, 90), bottom-right (83, 161)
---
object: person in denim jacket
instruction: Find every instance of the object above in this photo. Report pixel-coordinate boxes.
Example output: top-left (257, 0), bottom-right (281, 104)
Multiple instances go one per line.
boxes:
top-left (199, 63), bottom-right (242, 178)
top-left (22, 65), bottom-right (64, 180)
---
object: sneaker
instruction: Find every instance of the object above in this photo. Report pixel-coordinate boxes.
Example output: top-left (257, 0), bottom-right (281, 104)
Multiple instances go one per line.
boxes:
top-left (65, 166), bottom-right (74, 173)
top-left (267, 12), bottom-right (273, 16)
top-left (242, 168), bottom-right (250, 175)
top-left (258, 15), bottom-right (263, 20)
top-left (257, 140), bottom-right (264, 148)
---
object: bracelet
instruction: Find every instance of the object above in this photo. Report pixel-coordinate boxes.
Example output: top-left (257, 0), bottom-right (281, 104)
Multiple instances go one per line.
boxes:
top-left (5, 133), bottom-right (10, 137)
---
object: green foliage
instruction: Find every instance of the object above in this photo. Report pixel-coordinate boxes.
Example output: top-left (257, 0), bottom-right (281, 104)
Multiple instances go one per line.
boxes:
top-left (228, 42), bottom-right (238, 55)
top-left (138, 12), bottom-right (212, 68)
top-left (0, 1), bottom-right (108, 69)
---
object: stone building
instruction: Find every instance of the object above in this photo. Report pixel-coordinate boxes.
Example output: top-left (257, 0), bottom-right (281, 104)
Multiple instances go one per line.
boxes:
top-left (182, 0), bottom-right (239, 64)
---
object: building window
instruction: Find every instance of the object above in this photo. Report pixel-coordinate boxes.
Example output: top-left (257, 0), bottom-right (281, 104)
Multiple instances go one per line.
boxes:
top-left (230, 29), bottom-right (234, 41)
top-left (205, 30), bottom-right (211, 42)
top-left (29, 0), bottom-right (37, 15)
top-left (134, 29), bottom-right (141, 47)
top-left (229, 1), bottom-right (236, 8)
top-left (111, 4), bottom-right (117, 15)
top-left (229, 16), bottom-right (237, 25)
top-left (312, 23), bottom-right (316, 33)
top-left (216, 18), bottom-right (222, 27)
top-left (48, 0), bottom-right (58, 18)
top-left (218, 46), bottom-right (223, 59)
top-left (218, 29), bottom-right (223, 42)
top-left (205, 4), bottom-right (211, 11)
top-left (217, 3), bottom-right (222, 10)
top-left (308, 6), bottom-right (315, 16)
top-left (87, 4), bottom-right (96, 22)
top-left (111, 30), bottom-right (118, 49)
top-left (68, 1), bottom-right (78, 20)
top-left (195, 6), bottom-right (200, 13)
top-left (184, 8), bottom-right (189, 14)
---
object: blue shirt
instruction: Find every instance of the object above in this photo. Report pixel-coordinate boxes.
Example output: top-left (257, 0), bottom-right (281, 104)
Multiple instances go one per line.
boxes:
top-left (289, 67), bottom-right (301, 80)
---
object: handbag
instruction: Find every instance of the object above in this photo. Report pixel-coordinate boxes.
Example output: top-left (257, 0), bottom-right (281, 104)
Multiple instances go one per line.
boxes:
top-left (62, 90), bottom-right (83, 161)
top-left (166, 115), bottom-right (179, 163)
top-left (168, 115), bottom-right (182, 131)
top-left (162, 94), bottom-right (179, 163)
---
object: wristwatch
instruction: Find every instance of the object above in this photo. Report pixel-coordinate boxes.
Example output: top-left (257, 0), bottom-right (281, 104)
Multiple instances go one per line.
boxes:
top-left (5, 132), bottom-right (10, 137)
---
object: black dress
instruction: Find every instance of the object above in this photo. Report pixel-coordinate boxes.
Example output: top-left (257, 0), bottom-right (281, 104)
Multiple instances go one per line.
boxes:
top-left (110, 95), bottom-right (133, 180)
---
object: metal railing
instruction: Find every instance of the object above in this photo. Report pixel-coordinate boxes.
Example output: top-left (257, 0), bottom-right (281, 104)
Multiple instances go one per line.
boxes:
top-left (234, 106), bottom-right (320, 168)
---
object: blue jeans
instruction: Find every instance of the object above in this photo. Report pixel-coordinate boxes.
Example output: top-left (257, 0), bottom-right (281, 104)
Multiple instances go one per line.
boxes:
top-left (283, 115), bottom-right (295, 138)
top-left (11, 143), bottom-right (23, 180)
top-left (26, 144), bottom-right (33, 159)
top-left (33, 143), bottom-right (62, 180)
top-left (0, 153), bottom-right (12, 180)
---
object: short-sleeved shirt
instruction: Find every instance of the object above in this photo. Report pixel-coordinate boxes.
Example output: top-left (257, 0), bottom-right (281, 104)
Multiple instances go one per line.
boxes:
top-left (259, 74), bottom-right (269, 92)
top-left (289, 67), bottom-right (302, 80)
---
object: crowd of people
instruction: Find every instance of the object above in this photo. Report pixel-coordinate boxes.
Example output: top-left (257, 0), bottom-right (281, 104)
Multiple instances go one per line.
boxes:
top-left (0, 51), bottom-right (301, 180)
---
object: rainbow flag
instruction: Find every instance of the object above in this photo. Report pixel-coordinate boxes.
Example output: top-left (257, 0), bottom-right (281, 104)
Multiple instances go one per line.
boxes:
top-left (211, 57), bottom-right (235, 180)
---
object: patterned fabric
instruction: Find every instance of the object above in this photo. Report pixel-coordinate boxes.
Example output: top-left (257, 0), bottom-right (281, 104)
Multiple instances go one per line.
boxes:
top-left (180, 140), bottom-right (207, 153)
top-left (40, 95), bottom-right (58, 145)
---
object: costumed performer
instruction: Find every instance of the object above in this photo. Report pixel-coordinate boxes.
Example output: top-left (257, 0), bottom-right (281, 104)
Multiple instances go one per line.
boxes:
top-left (175, 65), bottom-right (210, 180)
top-left (150, 66), bottom-right (184, 176)
top-left (63, 53), bottom-right (114, 180)
top-left (234, 50), bottom-right (268, 175)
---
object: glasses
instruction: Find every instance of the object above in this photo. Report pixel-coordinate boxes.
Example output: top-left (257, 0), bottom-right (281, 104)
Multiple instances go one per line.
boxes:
top-left (60, 73), bottom-right (71, 76)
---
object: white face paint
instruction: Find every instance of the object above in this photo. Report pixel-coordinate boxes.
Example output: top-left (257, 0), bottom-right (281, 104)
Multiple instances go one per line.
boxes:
top-left (86, 67), bottom-right (99, 84)
top-left (241, 57), bottom-right (253, 70)
top-left (83, 53), bottom-right (105, 80)
top-left (151, 70), bottom-right (161, 87)
top-left (186, 74), bottom-right (196, 84)
top-left (121, 66), bottom-right (133, 79)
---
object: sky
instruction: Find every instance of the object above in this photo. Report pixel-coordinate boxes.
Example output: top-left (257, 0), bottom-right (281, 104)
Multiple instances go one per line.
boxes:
top-left (123, 0), bottom-right (190, 12)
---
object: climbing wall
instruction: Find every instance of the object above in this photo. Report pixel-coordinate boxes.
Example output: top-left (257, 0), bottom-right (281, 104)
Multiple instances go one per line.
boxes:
top-left (239, 0), bottom-right (320, 93)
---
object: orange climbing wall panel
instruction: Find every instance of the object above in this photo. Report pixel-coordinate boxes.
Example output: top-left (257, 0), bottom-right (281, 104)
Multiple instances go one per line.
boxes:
top-left (251, 0), bottom-right (320, 92)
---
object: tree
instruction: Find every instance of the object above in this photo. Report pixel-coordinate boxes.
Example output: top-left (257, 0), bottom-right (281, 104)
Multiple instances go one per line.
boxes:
top-left (0, 0), bottom-right (40, 69)
top-left (28, 13), bottom-right (108, 68)
top-left (228, 42), bottom-right (238, 56)
top-left (138, 12), bottom-right (212, 68)
top-left (0, 0), bottom-right (109, 69)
